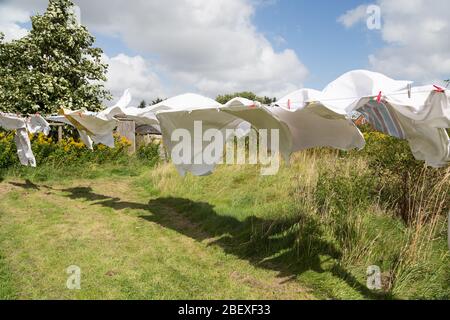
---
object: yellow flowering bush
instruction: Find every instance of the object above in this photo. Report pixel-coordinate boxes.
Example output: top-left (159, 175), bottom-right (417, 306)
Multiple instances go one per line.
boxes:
top-left (0, 131), bottom-right (17, 168)
top-left (0, 130), bottom-right (134, 168)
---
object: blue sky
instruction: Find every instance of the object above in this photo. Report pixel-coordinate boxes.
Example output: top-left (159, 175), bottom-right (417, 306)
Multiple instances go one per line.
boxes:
top-left (253, 0), bottom-right (383, 88)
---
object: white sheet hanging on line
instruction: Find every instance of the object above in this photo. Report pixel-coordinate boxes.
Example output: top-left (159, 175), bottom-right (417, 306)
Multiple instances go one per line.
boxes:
top-left (273, 91), bottom-right (366, 153)
top-left (58, 108), bottom-right (118, 148)
top-left (275, 70), bottom-right (449, 168)
top-left (324, 71), bottom-right (450, 168)
top-left (153, 94), bottom-right (293, 176)
top-left (154, 94), bottom-right (239, 176)
top-left (98, 89), bottom-right (160, 128)
top-left (0, 113), bottom-right (50, 167)
top-left (46, 115), bottom-right (94, 150)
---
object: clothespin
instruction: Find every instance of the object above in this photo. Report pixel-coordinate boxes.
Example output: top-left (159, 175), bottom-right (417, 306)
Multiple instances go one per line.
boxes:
top-left (376, 91), bottom-right (382, 104)
top-left (433, 85), bottom-right (445, 93)
top-left (407, 84), bottom-right (412, 98)
top-left (248, 104), bottom-right (256, 109)
top-left (287, 99), bottom-right (291, 110)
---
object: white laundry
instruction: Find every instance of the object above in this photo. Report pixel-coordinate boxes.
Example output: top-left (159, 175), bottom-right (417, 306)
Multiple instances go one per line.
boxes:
top-left (98, 89), bottom-right (160, 128)
top-left (46, 115), bottom-right (94, 150)
top-left (275, 70), bottom-right (449, 168)
top-left (0, 113), bottom-right (50, 167)
top-left (273, 92), bottom-right (366, 153)
top-left (58, 108), bottom-right (118, 148)
top-left (26, 114), bottom-right (51, 136)
top-left (153, 94), bottom-right (292, 176)
top-left (14, 128), bottom-right (36, 167)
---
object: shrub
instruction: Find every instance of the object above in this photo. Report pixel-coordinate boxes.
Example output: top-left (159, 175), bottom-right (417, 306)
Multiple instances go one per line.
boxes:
top-left (136, 140), bottom-right (160, 167)
top-left (358, 131), bottom-right (449, 223)
top-left (0, 132), bottom-right (132, 169)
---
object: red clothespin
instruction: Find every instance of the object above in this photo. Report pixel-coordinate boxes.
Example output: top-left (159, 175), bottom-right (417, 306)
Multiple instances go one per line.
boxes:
top-left (287, 99), bottom-right (291, 110)
top-left (376, 91), bottom-right (382, 104)
top-left (433, 85), bottom-right (445, 93)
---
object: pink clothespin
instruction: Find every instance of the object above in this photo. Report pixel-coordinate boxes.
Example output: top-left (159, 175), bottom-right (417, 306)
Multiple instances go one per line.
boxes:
top-left (287, 99), bottom-right (291, 110)
top-left (248, 104), bottom-right (256, 109)
top-left (433, 85), bottom-right (445, 93)
top-left (376, 91), bottom-right (382, 104)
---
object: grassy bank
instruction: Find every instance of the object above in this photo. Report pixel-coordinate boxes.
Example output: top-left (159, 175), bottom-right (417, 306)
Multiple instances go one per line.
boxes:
top-left (140, 151), bottom-right (449, 299)
top-left (0, 134), bottom-right (449, 299)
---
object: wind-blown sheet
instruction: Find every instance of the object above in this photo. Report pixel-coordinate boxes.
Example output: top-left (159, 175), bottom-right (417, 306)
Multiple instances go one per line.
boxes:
top-left (48, 108), bottom-right (118, 149)
top-left (121, 70), bottom-right (449, 175)
top-left (269, 70), bottom-right (450, 168)
top-left (6, 69), bottom-right (447, 172)
top-left (153, 94), bottom-right (292, 176)
top-left (0, 113), bottom-right (50, 167)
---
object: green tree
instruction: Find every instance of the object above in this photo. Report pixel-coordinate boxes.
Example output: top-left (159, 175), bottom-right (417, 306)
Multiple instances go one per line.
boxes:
top-left (138, 100), bottom-right (147, 108)
top-left (0, 0), bottom-right (110, 115)
top-left (216, 92), bottom-right (276, 105)
top-left (151, 98), bottom-right (165, 105)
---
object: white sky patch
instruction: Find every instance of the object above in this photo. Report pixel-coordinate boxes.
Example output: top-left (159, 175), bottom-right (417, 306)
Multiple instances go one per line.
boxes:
top-left (103, 54), bottom-right (167, 106)
top-left (0, 5), bottom-right (30, 41)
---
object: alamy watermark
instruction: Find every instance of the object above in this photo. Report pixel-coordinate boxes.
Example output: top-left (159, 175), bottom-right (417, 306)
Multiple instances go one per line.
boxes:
top-left (366, 265), bottom-right (382, 290)
top-left (66, 265), bottom-right (81, 290)
top-left (366, 5), bottom-right (381, 30)
top-left (171, 121), bottom-right (281, 175)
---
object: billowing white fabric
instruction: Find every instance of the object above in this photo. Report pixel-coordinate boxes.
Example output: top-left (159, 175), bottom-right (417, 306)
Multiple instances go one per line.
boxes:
top-left (351, 87), bottom-right (450, 167)
top-left (273, 92), bottom-right (366, 152)
top-left (320, 70), bottom-right (412, 114)
top-left (59, 109), bottom-right (118, 148)
top-left (222, 97), bottom-right (292, 161)
top-left (154, 94), bottom-right (238, 176)
top-left (14, 128), bottom-right (36, 167)
top-left (0, 113), bottom-right (26, 130)
top-left (154, 94), bottom-right (292, 176)
top-left (0, 113), bottom-right (50, 167)
top-left (26, 115), bottom-right (51, 135)
top-left (275, 70), bottom-right (449, 167)
top-left (98, 89), bottom-right (159, 127)
top-left (46, 115), bottom-right (94, 150)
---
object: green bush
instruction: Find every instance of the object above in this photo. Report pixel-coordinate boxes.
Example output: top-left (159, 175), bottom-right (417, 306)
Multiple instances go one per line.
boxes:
top-left (136, 141), bottom-right (160, 167)
top-left (0, 132), bottom-right (132, 169)
top-left (356, 131), bottom-right (449, 223)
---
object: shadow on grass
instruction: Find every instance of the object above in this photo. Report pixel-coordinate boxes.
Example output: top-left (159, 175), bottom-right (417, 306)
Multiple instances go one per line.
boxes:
top-left (9, 179), bottom-right (40, 190)
top-left (58, 186), bottom-right (390, 299)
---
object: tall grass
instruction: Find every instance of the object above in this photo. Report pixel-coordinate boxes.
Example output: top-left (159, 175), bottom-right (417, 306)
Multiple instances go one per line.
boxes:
top-left (145, 143), bottom-right (449, 299)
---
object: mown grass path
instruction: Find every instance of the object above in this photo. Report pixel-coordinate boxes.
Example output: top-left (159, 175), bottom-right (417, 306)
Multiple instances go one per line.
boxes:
top-left (0, 177), bottom-right (313, 299)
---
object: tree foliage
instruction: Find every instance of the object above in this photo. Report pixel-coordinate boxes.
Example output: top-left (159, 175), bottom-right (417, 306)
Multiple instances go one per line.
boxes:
top-left (138, 100), bottom-right (147, 109)
top-left (216, 92), bottom-right (276, 105)
top-left (0, 0), bottom-right (110, 114)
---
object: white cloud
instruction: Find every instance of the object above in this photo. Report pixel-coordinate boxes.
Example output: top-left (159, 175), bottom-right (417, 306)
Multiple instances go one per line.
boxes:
top-left (0, 5), bottom-right (30, 41)
top-left (339, 0), bottom-right (450, 84)
top-left (73, 0), bottom-right (308, 98)
top-left (337, 4), bottom-right (368, 29)
top-left (103, 54), bottom-right (167, 106)
top-left (1, 0), bottom-right (308, 100)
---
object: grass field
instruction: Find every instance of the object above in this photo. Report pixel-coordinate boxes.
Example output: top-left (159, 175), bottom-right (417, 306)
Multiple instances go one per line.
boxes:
top-left (0, 152), bottom-right (449, 300)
